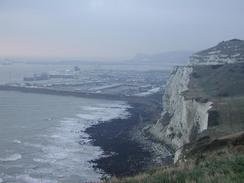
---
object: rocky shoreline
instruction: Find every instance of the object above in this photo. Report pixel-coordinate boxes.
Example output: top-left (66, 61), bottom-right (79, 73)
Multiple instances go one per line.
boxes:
top-left (85, 95), bottom-right (173, 178)
top-left (0, 85), bottom-right (172, 178)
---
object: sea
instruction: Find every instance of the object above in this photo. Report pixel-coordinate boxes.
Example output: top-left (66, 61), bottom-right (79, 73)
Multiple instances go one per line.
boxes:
top-left (0, 63), bottom-right (168, 183)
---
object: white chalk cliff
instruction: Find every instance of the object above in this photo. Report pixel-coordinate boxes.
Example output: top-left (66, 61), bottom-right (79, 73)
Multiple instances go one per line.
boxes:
top-left (150, 39), bottom-right (244, 162)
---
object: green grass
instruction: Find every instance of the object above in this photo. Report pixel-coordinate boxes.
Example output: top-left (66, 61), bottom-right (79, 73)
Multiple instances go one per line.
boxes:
top-left (105, 154), bottom-right (244, 183)
top-left (190, 63), bottom-right (244, 98)
top-left (185, 63), bottom-right (244, 138)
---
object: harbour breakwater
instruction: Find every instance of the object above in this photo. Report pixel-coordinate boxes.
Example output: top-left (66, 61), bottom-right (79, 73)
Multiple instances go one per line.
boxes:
top-left (0, 85), bottom-right (160, 105)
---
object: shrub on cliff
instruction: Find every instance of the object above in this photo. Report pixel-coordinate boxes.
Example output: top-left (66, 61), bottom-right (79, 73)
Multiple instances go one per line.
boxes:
top-left (105, 154), bottom-right (244, 183)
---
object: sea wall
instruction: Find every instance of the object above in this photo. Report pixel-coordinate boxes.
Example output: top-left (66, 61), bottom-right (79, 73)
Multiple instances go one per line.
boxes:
top-left (149, 66), bottom-right (212, 162)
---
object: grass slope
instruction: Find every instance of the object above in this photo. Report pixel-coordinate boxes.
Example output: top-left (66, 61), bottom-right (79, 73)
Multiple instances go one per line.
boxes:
top-left (104, 132), bottom-right (244, 183)
top-left (186, 63), bottom-right (244, 138)
top-left (106, 155), bottom-right (244, 183)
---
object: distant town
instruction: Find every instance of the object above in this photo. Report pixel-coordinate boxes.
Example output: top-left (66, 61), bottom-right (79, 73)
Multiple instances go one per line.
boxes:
top-left (1, 65), bottom-right (169, 97)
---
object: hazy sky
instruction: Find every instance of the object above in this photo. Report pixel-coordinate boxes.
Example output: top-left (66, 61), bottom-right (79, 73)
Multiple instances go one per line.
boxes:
top-left (0, 0), bottom-right (244, 60)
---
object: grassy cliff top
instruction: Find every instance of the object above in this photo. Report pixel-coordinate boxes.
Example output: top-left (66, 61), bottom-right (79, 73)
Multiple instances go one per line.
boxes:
top-left (183, 63), bottom-right (244, 138)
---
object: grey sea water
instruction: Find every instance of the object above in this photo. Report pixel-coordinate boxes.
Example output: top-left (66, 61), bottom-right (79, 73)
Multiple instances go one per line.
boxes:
top-left (0, 63), bottom-right (168, 182)
top-left (0, 91), bottom-right (130, 183)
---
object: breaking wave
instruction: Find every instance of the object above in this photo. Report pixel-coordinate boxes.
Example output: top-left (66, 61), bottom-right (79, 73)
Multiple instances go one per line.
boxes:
top-left (0, 153), bottom-right (22, 162)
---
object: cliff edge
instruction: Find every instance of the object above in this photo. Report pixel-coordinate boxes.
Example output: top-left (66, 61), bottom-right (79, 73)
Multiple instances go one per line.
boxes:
top-left (149, 39), bottom-right (244, 162)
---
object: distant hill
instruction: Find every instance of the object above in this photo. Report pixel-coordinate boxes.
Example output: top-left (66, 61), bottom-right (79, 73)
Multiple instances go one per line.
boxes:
top-left (129, 51), bottom-right (193, 65)
top-left (190, 39), bottom-right (244, 65)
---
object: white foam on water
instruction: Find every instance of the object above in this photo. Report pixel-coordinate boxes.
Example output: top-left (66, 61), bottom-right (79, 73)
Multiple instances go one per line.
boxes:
top-left (13, 139), bottom-right (21, 144)
top-left (0, 153), bottom-right (22, 162)
top-left (135, 87), bottom-right (161, 96)
top-left (33, 158), bottom-right (50, 163)
top-left (77, 103), bottom-right (130, 122)
top-left (27, 101), bottom-right (131, 182)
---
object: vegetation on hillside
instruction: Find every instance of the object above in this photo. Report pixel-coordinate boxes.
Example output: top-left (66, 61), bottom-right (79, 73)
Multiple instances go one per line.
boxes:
top-left (103, 62), bottom-right (244, 183)
top-left (104, 154), bottom-right (244, 183)
top-left (103, 132), bottom-right (244, 183)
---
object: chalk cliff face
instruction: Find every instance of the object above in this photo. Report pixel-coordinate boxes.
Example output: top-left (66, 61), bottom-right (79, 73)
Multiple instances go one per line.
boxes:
top-left (150, 67), bottom-right (212, 153)
top-left (150, 39), bottom-right (244, 162)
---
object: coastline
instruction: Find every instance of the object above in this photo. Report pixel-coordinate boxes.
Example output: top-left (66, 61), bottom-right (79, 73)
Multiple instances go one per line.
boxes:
top-left (86, 95), bottom-right (173, 178)
top-left (0, 86), bottom-right (171, 178)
